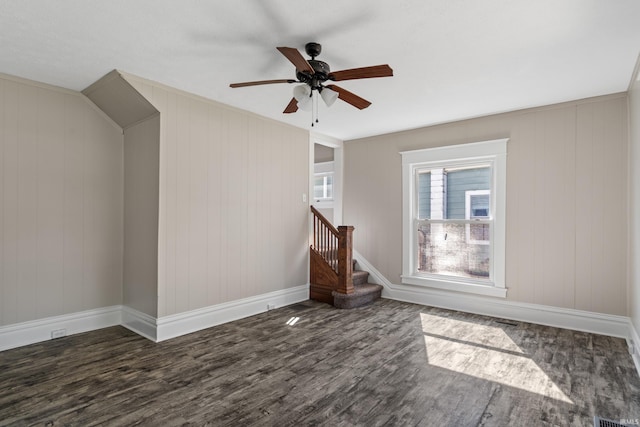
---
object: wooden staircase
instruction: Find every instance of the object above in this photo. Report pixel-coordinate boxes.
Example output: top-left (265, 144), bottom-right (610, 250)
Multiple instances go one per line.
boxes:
top-left (310, 206), bottom-right (383, 308)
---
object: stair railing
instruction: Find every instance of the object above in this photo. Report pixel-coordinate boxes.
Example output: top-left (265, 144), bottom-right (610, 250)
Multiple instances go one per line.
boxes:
top-left (310, 206), bottom-right (354, 295)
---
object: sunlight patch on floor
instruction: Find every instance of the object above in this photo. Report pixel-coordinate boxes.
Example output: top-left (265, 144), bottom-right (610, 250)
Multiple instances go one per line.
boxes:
top-left (420, 313), bottom-right (573, 404)
top-left (286, 316), bottom-right (300, 326)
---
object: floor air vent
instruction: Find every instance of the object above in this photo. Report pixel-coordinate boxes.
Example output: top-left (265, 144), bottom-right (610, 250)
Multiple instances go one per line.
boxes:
top-left (594, 417), bottom-right (634, 427)
top-left (288, 304), bottom-right (312, 311)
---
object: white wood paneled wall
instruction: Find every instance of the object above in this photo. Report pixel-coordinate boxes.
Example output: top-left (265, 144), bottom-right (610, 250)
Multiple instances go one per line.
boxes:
top-left (629, 66), bottom-right (640, 336)
top-left (124, 75), bottom-right (310, 317)
top-left (123, 115), bottom-right (160, 318)
top-left (344, 93), bottom-right (628, 316)
top-left (0, 75), bottom-right (123, 326)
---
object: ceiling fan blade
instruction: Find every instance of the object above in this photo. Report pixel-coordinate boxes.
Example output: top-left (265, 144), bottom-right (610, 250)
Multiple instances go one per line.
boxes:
top-left (328, 64), bottom-right (393, 81)
top-left (276, 47), bottom-right (315, 74)
top-left (230, 79), bottom-right (296, 88)
top-left (325, 85), bottom-right (372, 110)
top-left (283, 98), bottom-right (298, 114)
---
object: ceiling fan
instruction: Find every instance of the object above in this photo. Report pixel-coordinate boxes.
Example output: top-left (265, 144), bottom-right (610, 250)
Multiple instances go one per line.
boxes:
top-left (230, 42), bottom-right (393, 118)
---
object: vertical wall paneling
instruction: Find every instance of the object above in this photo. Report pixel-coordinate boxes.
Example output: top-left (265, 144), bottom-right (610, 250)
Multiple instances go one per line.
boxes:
top-left (629, 64), bottom-right (640, 336)
top-left (506, 113), bottom-right (535, 303)
top-left (246, 116), bottom-right (258, 297)
top-left (17, 83), bottom-right (39, 322)
top-left (205, 103), bottom-right (219, 307)
top-left (532, 111), bottom-right (547, 305)
top-left (1, 79), bottom-right (19, 325)
top-left (344, 94), bottom-right (628, 316)
top-left (174, 94), bottom-right (190, 313)
top-left (123, 114), bottom-right (159, 317)
top-left (188, 100), bottom-right (208, 308)
top-left (601, 98), bottom-right (627, 315)
top-left (63, 94), bottom-right (87, 314)
top-left (164, 90), bottom-right (178, 316)
top-left (154, 85), bottom-right (168, 318)
top-left (0, 79), bottom-right (4, 322)
top-left (90, 109), bottom-right (123, 307)
top-left (36, 88), bottom-right (65, 318)
top-left (561, 107), bottom-right (577, 310)
top-left (0, 75), bottom-right (123, 327)
top-left (123, 74), bottom-right (309, 317)
top-left (574, 103), bottom-right (594, 311)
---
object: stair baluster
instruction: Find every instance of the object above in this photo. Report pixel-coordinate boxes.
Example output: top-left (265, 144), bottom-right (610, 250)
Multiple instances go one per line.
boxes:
top-left (309, 206), bottom-right (354, 302)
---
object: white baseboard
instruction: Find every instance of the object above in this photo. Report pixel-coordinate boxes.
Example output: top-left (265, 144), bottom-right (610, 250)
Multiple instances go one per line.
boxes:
top-left (388, 284), bottom-right (629, 338)
top-left (353, 249), bottom-right (629, 339)
top-left (628, 320), bottom-right (640, 377)
top-left (156, 284), bottom-right (309, 341)
top-left (0, 306), bottom-right (121, 352)
top-left (0, 285), bottom-right (309, 352)
top-left (121, 306), bottom-right (158, 342)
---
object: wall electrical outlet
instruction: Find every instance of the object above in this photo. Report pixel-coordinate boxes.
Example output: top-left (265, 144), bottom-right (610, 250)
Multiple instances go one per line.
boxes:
top-left (267, 304), bottom-right (276, 310)
top-left (51, 329), bottom-right (67, 339)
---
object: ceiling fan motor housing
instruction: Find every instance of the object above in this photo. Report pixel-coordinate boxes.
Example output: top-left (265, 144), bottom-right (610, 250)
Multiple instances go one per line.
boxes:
top-left (297, 60), bottom-right (330, 89)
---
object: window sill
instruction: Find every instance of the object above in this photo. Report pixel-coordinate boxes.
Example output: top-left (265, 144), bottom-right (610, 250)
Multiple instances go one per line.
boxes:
top-left (400, 275), bottom-right (507, 298)
top-left (313, 200), bottom-right (334, 209)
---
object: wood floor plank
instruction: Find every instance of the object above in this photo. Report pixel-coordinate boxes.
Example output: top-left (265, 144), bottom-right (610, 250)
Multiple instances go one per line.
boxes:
top-left (1, 299), bottom-right (639, 426)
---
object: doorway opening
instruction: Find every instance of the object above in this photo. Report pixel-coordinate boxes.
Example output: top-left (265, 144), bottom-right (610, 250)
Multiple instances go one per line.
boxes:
top-left (313, 143), bottom-right (335, 224)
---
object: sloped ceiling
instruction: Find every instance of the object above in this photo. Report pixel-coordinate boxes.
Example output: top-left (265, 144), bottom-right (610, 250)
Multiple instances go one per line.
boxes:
top-left (83, 70), bottom-right (158, 129)
top-left (1, 1), bottom-right (639, 140)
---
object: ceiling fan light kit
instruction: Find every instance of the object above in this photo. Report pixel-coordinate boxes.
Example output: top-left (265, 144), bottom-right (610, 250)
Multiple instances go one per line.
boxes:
top-left (320, 87), bottom-right (339, 107)
top-left (230, 42), bottom-right (393, 126)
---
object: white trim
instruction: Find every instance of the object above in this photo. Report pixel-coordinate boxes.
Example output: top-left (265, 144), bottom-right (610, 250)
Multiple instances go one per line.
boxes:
top-left (353, 249), bottom-right (395, 296)
top-left (399, 275), bottom-right (507, 297)
top-left (387, 284), bottom-right (627, 338)
top-left (400, 139), bottom-right (508, 163)
top-left (121, 306), bottom-right (158, 342)
top-left (628, 320), bottom-right (640, 377)
top-left (401, 138), bottom-right (508, 296)
top-left (156, 285), bottom-right (309, 341)
top-left (314, 161), bottom-right (334, 174)
top-left (0, 286), bottom-right (309, 351)
top-left (0, 306), bottom-right (122, 352)
top-left (354, 248), bottom-right (628, 339)
top-left (310, 132), bottom-right (344, 224)
top-left (465, 189), bottom-right (491, 245)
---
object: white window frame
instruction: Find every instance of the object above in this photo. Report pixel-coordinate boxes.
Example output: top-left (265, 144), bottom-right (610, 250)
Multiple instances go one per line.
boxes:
top-left (466, 189), bottom-right (491, 245)
top-left (313, 161), bottom-right (334, 207)
top-left (314, 174), bottom-right (333, 200)
top-left (400, 139), bottom-right (508, 298)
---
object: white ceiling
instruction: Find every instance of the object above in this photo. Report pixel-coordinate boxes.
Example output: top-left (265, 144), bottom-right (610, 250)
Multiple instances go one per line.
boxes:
top-left (1, 1), bottom-right (639, 140)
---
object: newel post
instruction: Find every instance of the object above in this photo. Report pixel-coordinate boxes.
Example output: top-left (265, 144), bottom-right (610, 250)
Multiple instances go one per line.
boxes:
top-left (337, 225), bottom-right (355, 295)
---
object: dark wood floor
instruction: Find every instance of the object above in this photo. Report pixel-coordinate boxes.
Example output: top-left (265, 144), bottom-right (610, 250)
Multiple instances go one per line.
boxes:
top-left (1, 299), bottom-right (639, 426)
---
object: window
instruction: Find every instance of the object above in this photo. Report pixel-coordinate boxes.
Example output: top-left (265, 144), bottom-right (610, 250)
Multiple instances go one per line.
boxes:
top-left (401, 139), bottom-right (507, 297)
top-left (314, 161), bottom-right (334, 204)
top-left (314, 173), bottom-right (333, 201)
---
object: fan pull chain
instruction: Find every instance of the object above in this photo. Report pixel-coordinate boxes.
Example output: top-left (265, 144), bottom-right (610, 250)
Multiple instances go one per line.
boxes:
top-left (311, 90), bottom-right (318, 127)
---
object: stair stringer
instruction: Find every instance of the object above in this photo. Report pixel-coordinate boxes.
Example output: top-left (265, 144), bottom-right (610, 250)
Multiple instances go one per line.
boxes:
top-left (310, 248), bottom-right (339, 304)
top-left (352, 249), bottom-right (395, 298)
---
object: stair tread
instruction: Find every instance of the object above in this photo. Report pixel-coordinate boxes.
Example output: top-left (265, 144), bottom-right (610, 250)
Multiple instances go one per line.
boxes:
top-left (332, 282), bottom-right (383, 309)
top-left (352, 269), bottom-right (370, 285)
top-left (352, 282), bottom-right (383, 294)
